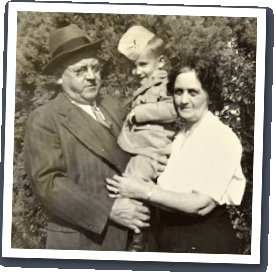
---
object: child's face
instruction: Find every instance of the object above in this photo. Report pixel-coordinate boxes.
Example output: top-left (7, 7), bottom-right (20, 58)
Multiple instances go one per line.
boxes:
top-left (132, 48), bottom-right (164, 85)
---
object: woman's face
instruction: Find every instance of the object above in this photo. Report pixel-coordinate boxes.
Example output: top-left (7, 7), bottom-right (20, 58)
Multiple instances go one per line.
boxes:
top-left (173, 70), bottom-right (209, 124)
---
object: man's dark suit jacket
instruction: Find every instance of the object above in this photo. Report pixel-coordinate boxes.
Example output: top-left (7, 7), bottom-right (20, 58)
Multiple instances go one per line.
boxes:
top-left (24, 92), bottom-right (130, 250)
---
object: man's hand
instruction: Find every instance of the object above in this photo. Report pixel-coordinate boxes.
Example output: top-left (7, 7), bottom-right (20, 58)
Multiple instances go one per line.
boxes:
top-left (155, 154), bottom-right (168, 176)
top-left (126, 110), bottom-right (136, 126)
top-left (109, 198), bottom-right (150, 234)
top-left (153, 144), bottom-right (171, 176)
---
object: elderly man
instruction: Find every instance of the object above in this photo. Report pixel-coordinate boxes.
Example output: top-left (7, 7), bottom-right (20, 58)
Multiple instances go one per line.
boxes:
top-left (24, 24), bottom-right (151, 251)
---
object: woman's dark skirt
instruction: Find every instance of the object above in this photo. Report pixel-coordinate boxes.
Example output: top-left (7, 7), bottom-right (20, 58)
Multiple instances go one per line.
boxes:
top-left (148, 205), bottom-right (242, 254)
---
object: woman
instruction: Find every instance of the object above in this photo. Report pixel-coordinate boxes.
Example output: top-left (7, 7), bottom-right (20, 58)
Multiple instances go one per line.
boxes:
top-left (106, 58), bottom-right (246, 254)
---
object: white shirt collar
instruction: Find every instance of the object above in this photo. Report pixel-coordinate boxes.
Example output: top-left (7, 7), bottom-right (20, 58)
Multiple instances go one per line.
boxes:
top-left (63, 93), bottom-right (97, 120)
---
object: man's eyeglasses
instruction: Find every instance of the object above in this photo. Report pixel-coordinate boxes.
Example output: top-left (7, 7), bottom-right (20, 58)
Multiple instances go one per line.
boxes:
top-left (67, 64), bottom-right (102, 78)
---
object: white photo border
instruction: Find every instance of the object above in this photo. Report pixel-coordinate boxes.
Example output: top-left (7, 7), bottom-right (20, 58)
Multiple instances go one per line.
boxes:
top-left (3, 2), bottom-right (266, 264)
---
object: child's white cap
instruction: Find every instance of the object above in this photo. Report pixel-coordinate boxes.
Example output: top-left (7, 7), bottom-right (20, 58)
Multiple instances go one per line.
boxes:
top-left (118, 25), bottom-right (155, 61)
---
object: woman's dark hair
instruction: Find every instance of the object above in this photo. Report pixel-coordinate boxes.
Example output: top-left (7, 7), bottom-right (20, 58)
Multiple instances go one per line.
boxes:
top-left (167, 57), bottom-right (223, 112)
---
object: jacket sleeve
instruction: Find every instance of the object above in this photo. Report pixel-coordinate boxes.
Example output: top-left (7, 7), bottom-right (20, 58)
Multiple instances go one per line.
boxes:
top-left (24, 107), bottom-right (115, 235)
top-left (133, 100), bottom-right (177, 123)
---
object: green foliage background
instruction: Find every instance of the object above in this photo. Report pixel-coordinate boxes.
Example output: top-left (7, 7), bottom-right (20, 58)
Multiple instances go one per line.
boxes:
top-left (13, 11), bottom-right (256, 253)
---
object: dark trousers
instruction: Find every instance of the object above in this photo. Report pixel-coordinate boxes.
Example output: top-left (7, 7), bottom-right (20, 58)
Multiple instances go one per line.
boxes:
top-left (149, 206), bottom-right (242, 254)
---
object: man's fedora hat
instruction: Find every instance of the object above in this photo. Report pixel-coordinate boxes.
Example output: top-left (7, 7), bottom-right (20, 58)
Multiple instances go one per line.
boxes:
top-left (43, 24), bottom-right (103, 75)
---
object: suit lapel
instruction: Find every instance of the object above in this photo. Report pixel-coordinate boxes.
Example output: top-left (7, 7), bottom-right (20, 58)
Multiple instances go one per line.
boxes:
top-left (97, 95), bottom-right (130, 173)
top-left (99, 96), bottom-right (124, 137)
top-left (52, 93), bottom-right (128, 174)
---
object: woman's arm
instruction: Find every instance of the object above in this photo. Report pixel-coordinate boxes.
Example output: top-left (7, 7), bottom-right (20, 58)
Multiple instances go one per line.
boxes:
top-left (150, 188), bottom-right (217, 215)
top-left (106, 175), bottom-right (217, 216)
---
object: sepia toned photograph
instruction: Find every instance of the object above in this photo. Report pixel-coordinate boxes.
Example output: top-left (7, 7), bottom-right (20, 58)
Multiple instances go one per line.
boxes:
top-left (2, 2), bottom-right (266, 264)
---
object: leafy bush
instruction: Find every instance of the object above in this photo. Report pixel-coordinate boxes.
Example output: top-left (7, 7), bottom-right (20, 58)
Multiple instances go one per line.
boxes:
top-left (12, 12), bottom-right (256, 253)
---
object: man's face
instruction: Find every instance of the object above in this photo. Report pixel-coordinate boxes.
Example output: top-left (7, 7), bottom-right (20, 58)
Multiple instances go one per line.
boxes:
top-left (132, 48), bottom-right (164, 85)
top-left (58, 51), bottom-right (101, 104)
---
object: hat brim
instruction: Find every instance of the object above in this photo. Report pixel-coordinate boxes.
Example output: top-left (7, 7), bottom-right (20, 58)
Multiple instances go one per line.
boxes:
top-left (42, 39), bottom-right (103, 75)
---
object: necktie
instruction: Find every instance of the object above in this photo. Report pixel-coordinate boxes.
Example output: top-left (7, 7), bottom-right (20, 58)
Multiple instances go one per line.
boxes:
top-left (92, 105), bottom-right (113, 130)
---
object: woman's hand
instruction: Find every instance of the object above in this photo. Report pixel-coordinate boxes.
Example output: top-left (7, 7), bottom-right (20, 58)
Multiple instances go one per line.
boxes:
top-left (106, 174), bottom-right (154, 199)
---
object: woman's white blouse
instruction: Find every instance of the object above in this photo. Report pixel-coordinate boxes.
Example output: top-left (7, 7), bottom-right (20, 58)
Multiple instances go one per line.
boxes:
top-left (157, 111), bottom-right (246, 205)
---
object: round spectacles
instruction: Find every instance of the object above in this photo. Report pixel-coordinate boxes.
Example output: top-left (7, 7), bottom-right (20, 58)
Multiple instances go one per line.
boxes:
top-left (67, 64), bottom-right (102, 78)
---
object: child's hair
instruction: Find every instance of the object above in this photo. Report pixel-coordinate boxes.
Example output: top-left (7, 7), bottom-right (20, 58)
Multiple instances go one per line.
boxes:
top-left (145, 36), bottom-right (165, 58)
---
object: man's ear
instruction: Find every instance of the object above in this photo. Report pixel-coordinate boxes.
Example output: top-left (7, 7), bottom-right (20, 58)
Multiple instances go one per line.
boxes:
top-left (56, 77), bottom-right (63, 85)
top-left (158, 55), bottom-right (165, 69)
top-left (55, 70), bottom-right (63, 85)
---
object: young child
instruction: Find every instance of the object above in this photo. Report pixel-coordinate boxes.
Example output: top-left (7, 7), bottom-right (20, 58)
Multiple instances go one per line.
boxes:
top-left (116, 26), bottom-right (177, 251)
